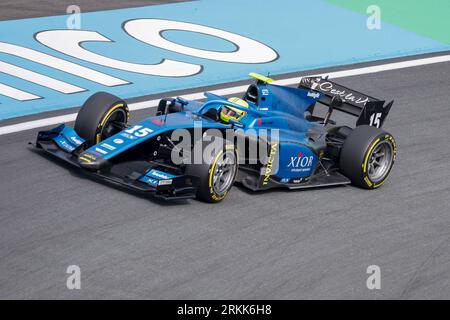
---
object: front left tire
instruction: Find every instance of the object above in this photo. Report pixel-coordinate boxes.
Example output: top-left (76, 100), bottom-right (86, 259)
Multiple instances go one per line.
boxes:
top-left (74, 92), bottom-right (129, 146)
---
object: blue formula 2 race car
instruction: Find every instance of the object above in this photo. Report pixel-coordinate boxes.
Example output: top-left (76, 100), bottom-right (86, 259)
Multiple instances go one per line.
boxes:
top-left (34, 73), bottom-right (397, 203)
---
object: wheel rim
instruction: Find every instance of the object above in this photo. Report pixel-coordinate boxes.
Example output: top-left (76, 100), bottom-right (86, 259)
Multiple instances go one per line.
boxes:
top-left (100, 108), bottom-right (127, 141)
top-left (212, 150), bottom-right (236, 196)
top-left (367, 141), bottom-right (393, 183)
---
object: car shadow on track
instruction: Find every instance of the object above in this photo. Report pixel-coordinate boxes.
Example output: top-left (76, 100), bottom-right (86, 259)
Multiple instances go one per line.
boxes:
top-left (30, 145), bottom-right (351, 206)
top-left (233, 180), bottom-right (350, 196)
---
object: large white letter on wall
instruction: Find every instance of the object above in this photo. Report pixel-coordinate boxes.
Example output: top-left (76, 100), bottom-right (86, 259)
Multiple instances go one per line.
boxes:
top-left (35, 30), bottom-right (201, 77)
top-left (123, 19), bottom-right (278, 64)
top-left (0, 41), bottom-right (128, 87)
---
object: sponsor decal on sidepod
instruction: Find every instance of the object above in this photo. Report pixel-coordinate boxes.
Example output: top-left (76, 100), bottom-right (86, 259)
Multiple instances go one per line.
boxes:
top-left (287, 153), bottom-right (314, 172)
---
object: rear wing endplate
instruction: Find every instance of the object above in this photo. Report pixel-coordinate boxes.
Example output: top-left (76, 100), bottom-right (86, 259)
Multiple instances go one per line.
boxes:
top-left (299, 76), bottom-right (394, 128)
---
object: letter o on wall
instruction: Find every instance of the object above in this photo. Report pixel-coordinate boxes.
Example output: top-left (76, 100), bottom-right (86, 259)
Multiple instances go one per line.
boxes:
top-left (123, 19), bottom-right (278, 64)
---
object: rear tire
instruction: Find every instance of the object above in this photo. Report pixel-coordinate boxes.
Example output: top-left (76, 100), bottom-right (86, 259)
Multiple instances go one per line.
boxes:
top-left (74, 92), bottom-right (129, 146)
top-left (340, 125), bottom-right (396, 189)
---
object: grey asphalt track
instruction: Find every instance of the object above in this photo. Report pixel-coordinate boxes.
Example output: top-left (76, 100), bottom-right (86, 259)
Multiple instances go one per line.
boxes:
top-left (0, 0), bottom-right (189, 20)
top-left (0, 56), bottom-right (449, 299)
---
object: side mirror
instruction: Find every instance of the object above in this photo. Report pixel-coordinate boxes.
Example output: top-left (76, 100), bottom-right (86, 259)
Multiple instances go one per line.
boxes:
top-left (157, 98), bottom-right (183, 115)
top-left (176, 97), bottom-right (189, 106)
top-left (203, 108), bottom-right (220, 121)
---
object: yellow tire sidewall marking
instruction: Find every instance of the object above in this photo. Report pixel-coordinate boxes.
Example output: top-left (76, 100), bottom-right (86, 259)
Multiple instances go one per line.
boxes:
top-left (95, 103), bottom-right (128, 144)
top-left (362, 135), bottom-right (397, 188)
top-left (373, 135), bottom-right (397, 188)
top-left (208, 145), bottom-right (236, 201)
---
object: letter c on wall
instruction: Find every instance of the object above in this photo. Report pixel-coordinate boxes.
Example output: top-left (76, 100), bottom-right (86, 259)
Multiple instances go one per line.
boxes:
top-left (35, 30), bottom-right (201, 77)
top-left (123, 19), bottom-right (278, 64)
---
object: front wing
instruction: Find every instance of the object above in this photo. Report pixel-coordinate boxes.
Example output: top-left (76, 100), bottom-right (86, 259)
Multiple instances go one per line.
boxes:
top-left (35, 125), bottom-right (198, 200)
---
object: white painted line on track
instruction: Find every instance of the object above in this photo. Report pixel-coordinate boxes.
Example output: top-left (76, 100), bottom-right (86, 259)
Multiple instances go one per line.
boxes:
top-left (1, 53), bottom-right (450, 136)
top-left (0, 61), bottom-right (85, 94)
top-left (0, 83), bottom-right (41, 101)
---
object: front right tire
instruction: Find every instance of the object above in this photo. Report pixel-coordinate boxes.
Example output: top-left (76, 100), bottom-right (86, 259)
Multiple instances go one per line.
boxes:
top-left (185, 140), bottom-right (238, 203)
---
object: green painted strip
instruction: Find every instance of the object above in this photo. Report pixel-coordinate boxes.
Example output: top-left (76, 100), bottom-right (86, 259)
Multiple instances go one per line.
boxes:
top-left (325, 0), bottom-right (450, 45)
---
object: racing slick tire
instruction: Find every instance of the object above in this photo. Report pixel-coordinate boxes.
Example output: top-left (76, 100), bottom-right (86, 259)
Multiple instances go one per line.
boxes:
top-left (186, 139), bottom-right (238, 203)
top-left (339, 125), bottom-right (397, 189)
top-left (74, 92), bottom-right (129, 145)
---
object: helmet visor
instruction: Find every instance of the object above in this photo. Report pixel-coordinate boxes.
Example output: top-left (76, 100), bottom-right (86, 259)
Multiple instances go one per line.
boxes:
top-left (222, 106), bottom-right (245, 120)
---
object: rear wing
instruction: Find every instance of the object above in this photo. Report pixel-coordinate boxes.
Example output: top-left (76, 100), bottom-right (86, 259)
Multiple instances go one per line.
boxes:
top-left (299, 76), bottom-right (394, 128)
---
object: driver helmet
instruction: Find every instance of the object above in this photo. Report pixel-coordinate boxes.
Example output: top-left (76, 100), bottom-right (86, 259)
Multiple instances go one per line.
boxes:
top-left (220, 97), bottom-right (249, 123)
